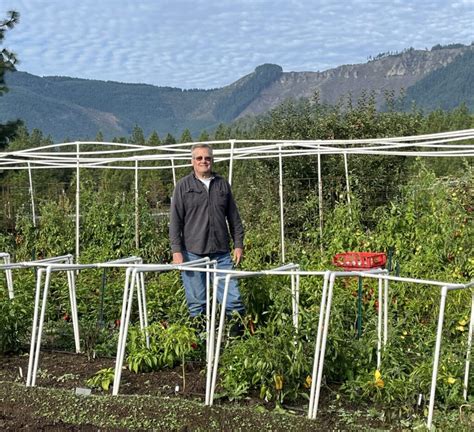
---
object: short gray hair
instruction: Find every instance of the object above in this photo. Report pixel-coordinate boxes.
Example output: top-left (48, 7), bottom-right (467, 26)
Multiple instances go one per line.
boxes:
top-left (191, 143), bottom-right (213, 156)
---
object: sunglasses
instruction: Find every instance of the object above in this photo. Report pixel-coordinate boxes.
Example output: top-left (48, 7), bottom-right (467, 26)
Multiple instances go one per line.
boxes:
top-left (193, 156), bottom-right (212, 161)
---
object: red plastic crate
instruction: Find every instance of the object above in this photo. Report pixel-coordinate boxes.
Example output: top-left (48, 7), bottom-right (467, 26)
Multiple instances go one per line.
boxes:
top-left (332, 252), bottom-right (386, 270)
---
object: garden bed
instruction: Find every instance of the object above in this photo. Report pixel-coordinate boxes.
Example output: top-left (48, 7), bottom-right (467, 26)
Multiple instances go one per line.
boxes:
top-left (0, 350), bottom-right (411, 431)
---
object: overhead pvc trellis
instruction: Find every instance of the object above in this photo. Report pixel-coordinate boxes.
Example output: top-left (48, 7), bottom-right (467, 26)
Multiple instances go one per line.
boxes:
top-left (1, 129), bottom-right (473, 263)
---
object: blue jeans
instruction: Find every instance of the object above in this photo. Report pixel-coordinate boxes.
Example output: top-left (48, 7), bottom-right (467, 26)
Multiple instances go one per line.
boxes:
top-left (181, 250), bottom-right (245, 317)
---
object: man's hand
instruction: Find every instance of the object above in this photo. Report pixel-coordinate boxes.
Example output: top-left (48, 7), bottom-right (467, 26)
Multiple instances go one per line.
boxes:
top-left (233, 247), bottom-right (243, 266)
top-left (173, 252), bottom-right (184, 264)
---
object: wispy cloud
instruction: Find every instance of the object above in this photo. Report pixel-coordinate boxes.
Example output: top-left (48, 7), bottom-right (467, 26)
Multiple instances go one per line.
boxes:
top-left (2, 0), bottom-right (473, 88)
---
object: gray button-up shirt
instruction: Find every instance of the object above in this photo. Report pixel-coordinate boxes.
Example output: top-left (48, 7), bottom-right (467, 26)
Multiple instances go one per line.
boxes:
top-left (169, 172), bottom-right (244, 255)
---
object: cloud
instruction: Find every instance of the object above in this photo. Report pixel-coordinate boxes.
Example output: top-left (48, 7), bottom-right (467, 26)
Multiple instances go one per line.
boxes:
top-left (2, 0), bottom-right (473, 88)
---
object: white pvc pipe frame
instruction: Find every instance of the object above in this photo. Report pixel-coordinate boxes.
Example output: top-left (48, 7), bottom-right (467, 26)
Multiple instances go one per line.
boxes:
top-left (5, 253), bottom-right (473, 429)
top-left (0, 252), bottom-right (14, 299)
top-left (307, 268), bottom-right (388, 422)
top-left (205, 263), bottom-right (301, 405)
top-left (0, 253), bottom-right (79, 300)
top-left (34, 259), bottom-right (301, 396)
top-left (25, 256), bottom-right (144, 387)
top-left (1, 130), bottom-right (473, 264)
top-left (111, 257), bottom-right (217, 396)
top-left (305, 270), bottom-right (474, 431)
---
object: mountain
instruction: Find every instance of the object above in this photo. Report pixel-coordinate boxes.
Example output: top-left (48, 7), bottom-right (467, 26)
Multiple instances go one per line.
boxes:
top-left (401, 48), bottom-right (474, 111)
top-left (238, 45), bottom-right (474, 117)
top-left (0, 45), bottom-right (472, 142)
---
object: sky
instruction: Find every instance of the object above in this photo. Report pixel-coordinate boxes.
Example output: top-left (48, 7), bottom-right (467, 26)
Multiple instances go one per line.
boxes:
top-left (2, 0), bottom-right (474, 89)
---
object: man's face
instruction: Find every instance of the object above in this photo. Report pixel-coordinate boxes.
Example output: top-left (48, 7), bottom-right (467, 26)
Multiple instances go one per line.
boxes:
top-left (192, 147), bottom-right (213, 178)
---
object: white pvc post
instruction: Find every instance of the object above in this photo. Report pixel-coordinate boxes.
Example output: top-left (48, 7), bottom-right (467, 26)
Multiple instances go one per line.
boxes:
top-left (75, 143), bottom-right (80, 264)
top-left (31, 266), bottom-right (52, 386)
top-left (427, 286), bottom-right (448, 429)
top-left (383, 278), bottom-right (389, 345)
top-left (377, 278), bottom-right (383, 369)
top-left (205, 261), bottom-right (215, 364)
top-left (209, 274), bottom-right (232, 403)
top-left (27, 162), bottom-right (37, 227)
top-left (228, 139), bottom-right (235, 186)
top-left (136, 271), bottom-right (145, 331)
top-left (112, 268), bottom-right (136, 395)
top-left (278, 145), bottom-right (285, 263)
top-left (343, 152), bottom-right (351, 214)
top-left (112, 268), bottom-right (132, 395)
top-left (291, 270), bottom-right (296, 328)
top-left (27, 268), bottom-right (44, 386)
top-left (291, 268), bottom-right (300, 330)
top-left (171, 158), bottom-right (176, 186)
top-left (463, 292), bottom-right (474, 400)
top-left (2, 253), bottom-right (14, 299)
top-left (133, 270), bottom-right (149, 349)
top-left (140, 272), bottom-right (150, 348)
top-left (26, 260), bottom-right (77, 384)
top-left (205, 274), bottom-right (220, 405)
top-left (67, 268), bottom-right (81, 353)
top-left (311, 272), bottom-right (336, 418)
top-left (308, 271), bottom-right (330, 417)
top-left (117, 268), bottom-right (137, 391)
top-left (134, 160), bottom-right (139, 249)
top-left (317, 145), bottom-right (323, 253)
top-left (295, 270), bottom-right (300, 330)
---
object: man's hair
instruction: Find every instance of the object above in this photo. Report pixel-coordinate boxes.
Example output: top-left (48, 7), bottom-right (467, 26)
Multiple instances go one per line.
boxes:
top-left (191, 143), bottom-right (213, 157)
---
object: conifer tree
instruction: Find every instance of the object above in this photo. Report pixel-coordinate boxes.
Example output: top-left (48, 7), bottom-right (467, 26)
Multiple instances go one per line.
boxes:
top-left (95, 131), bottom-right (104, 142)
top-left (198, 130), bottom-right (210, 141)
top-left (130, 125), bottom-right (145, 145)
top-left (147, 131), bottom-right (161, 146)
top-left (162, 133), bottom-right (176, 145)
top-left (179, 128), bottom-right (193, 143)
top-left (0, 11), bottom-right (22, 150)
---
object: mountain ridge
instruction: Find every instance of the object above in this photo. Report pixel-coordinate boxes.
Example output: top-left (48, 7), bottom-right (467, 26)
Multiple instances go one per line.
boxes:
top-left (1, 44), bottom-right (473, 142)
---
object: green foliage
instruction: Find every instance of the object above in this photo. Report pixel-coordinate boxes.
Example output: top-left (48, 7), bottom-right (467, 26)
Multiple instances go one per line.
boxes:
top-left (370, 165), bottom-right (474, 281)
top-left (198, 130), bottom-right (209, 141)
top-left (130, 125), bottom-right (145, 145)
top-left (179, 128), bottom-right (193, 143)
top-left (36, 196), bottom-right (75, 257)
top-left (219, 321), bottom-right (311, 403)
top-left (86, 367), bottom-right (114, 391)
top-left (145, 272), bottom-right (188, 323)
top-left (80, 319), bottom-right (118, 360)
top-left (126, 322), bottom-right (197, 373)
top-left (13, 208), bottom-right (38, 261)
top-left (0, 10), bottom-right (22, 149)
top-left (0, 10), bottom-right (20, 95)
top-left (147, 130), bottom-right (161, 145)
top-left (0, 298), bottom-right (29, 353)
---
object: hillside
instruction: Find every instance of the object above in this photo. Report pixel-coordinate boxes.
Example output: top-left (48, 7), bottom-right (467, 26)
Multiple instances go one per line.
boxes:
top-left (402, 49), bottom-right (474, 111)
top-left (0, 45), bottom-right (473, 142)
top-left (239, 46), bottom-right (474, 117)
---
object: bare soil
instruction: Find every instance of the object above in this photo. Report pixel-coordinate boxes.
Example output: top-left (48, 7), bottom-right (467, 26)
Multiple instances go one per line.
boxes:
top-left (0, 350), bottom-right (398, 431)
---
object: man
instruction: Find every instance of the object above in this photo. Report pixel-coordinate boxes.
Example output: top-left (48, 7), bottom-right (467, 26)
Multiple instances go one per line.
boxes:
top-left (169, 143), bottom-right (245, 319)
